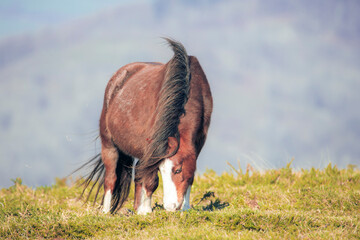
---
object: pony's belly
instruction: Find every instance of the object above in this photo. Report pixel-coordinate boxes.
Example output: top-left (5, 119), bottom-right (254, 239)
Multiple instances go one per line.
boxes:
top-left (106, 84), bottom-right (158, 158)
top-left (109, 127), bottom-right (145, 158)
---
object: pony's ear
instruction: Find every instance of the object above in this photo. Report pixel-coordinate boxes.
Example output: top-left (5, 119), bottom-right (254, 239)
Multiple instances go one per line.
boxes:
top-left (167, 136), bottom-right (178, 154)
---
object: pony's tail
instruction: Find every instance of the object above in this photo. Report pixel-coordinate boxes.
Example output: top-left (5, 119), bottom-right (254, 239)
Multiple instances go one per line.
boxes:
top-left (109, 152), bottom-right (133, 213)
top-left (72, 154), bottom-right (105, 206)
top-left (136, 38), bottom-right (191, 181)
top-left (72, 151), bottom-right (133, 214)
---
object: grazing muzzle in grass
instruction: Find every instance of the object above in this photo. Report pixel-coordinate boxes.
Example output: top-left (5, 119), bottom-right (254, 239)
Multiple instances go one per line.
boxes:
top-left (159, 158), bottom-right (194, 211)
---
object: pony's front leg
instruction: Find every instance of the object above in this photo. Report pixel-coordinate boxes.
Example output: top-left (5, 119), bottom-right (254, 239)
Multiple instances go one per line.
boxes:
top-left (134, 170), bottom-right (159, 215)
top-left (180, 184), bottom-right (192, 211)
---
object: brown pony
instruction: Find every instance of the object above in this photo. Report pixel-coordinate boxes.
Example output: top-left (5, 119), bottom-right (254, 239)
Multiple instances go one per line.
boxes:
top-left (76, 38), bottom-right (212, 214)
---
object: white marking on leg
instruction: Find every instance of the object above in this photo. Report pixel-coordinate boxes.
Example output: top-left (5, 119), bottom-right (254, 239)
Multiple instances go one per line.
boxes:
top-left (137, 187), bottom-right (152, 215)
top-left (103, 190), bottom-right (112, 213)
top-left (132, 159), bottom-right (139, 181)
top-left (181, 185), bottom-right (191, 211)
top-left (159, 158), bottom-right (179, 211)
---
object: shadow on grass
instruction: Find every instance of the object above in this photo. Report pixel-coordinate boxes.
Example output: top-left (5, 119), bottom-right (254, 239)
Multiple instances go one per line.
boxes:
top-left (197, 191), bottom-right (230, 211)
top-left (152, 191), bottom-right (229, 212)
top-left (202, 198), bottom-right (230, 211)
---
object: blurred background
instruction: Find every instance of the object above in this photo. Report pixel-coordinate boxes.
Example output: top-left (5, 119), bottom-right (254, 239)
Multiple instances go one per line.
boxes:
top-left (0, 0), bottom-right (359, 188)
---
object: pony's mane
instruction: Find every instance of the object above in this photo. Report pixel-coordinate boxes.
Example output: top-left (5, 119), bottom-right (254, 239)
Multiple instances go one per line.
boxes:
top-left (135, 38), bottom-right (191, 182)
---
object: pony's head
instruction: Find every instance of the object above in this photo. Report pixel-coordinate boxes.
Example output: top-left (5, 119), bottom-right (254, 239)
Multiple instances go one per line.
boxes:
top-left (159, 155), bottom-right (196, 211)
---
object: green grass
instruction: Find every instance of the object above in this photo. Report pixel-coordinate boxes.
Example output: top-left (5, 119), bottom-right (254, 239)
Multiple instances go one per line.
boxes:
top-left (1, 163), bottom-right (359, 239)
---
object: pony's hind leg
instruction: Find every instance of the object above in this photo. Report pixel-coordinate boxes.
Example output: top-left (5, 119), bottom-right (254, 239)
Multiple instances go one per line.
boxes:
top-left (134, 166), bottom-right (159, 215)
top-left (101, 145), bottom-right (119, 213)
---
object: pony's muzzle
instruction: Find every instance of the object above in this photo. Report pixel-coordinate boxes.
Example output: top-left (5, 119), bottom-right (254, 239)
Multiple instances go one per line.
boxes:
top-left (164, 197), bottom-right (185, 211)
top-left (164, 203), bottom-right (177, 211)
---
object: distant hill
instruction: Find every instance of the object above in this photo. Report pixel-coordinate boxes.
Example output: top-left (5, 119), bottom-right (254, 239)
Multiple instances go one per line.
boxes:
top-left (1, 0), bottom-right (359, 187)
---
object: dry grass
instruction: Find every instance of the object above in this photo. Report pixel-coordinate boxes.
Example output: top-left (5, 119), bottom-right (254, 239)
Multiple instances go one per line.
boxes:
top-left (0, 163), bottom-right (359, 239)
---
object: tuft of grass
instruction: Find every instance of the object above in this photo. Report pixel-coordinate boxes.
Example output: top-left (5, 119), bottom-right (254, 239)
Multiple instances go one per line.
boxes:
top-left (0, 163), bottom-right (359, 239)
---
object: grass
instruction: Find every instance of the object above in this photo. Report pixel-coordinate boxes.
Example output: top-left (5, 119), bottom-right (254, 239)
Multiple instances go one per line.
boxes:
top-left (0, 163), bottom-right (359, 239)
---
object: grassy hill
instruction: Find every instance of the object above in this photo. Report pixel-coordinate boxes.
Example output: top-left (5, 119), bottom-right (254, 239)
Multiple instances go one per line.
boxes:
top-left (1, 163), bottom-right (359, 239)
top-left (1, 0), bottom-right (360, 188)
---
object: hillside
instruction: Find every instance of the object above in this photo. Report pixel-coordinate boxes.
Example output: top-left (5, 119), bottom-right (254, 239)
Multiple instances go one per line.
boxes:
top-left (0, 164), bottom-right (359, 239)
top-left (1, 0), bottom-right (360, 187)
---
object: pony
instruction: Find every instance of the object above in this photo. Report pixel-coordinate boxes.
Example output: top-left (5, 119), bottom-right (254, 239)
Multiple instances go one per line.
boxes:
top-left (76, 38), bottom-right (213, 214)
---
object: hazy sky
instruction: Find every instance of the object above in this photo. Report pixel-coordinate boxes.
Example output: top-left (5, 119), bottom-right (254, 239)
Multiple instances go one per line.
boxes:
top-left (1, 0), bottom-right (359, 187)
top-left (0, 0), bottom-right (130, 37)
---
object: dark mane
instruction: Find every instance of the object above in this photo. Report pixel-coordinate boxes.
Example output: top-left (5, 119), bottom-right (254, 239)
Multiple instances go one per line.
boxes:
top-left (135, 38), bottom-right (191, 181)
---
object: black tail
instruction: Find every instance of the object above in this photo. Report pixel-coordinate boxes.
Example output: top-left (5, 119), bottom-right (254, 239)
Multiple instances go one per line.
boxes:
top-left (136, 38), bottom-right (191, 181)
top-left (73, 151), bottom-right (133, 214)
top-left (110, 151), bottom-right (133, 213)
top-left (72, 154), bottom-right (105, 205)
